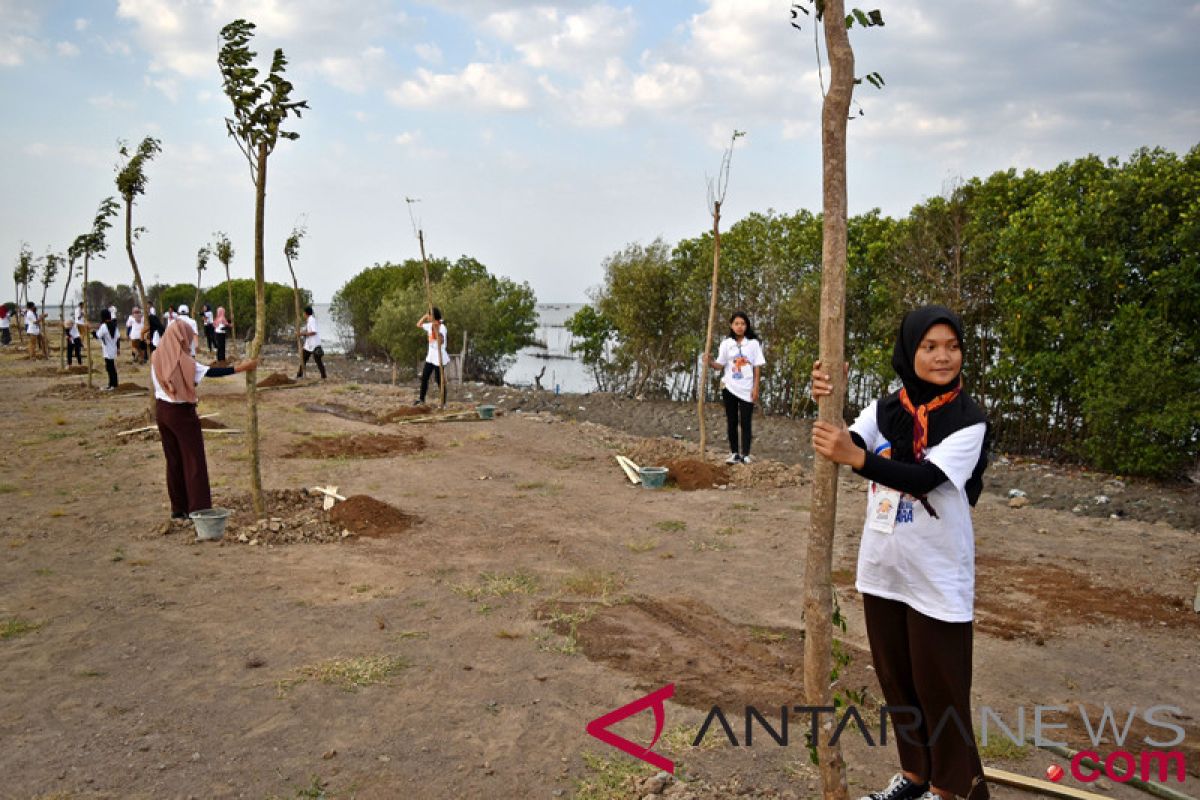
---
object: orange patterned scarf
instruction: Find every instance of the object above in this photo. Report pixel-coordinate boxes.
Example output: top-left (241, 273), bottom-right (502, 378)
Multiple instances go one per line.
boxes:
top-left (898, 380), bottom-right (962, 461)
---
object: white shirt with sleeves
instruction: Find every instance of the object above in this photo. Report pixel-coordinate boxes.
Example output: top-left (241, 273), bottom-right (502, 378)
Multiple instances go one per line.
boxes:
top-left (714, 336), bottom-right (766, 404)
top-left (151, 362), bottom-right (211, 403)
top-left (848, 399), bottom-right (987, 623)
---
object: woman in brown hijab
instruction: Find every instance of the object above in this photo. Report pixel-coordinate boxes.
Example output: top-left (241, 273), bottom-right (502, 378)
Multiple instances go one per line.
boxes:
top-left (151, 321), bottom-right (257, 521)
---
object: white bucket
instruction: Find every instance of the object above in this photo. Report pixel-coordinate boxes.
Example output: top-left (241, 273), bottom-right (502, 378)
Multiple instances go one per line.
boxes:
top-left (190, 508), bottom-right (231, 541)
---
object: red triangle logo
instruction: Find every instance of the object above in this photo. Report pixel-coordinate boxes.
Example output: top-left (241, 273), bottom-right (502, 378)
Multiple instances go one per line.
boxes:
top-left (585, 683), bottom-right (675, 773)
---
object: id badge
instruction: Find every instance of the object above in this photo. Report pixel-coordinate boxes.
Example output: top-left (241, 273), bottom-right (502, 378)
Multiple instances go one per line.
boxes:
top-left (867, 485), bottom-right (902, 534)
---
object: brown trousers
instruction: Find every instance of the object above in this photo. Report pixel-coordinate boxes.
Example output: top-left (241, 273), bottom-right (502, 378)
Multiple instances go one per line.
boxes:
top-left (863, 593), bottom-right (989, 800)
top-left (156, 400), bottom-right (212, 515)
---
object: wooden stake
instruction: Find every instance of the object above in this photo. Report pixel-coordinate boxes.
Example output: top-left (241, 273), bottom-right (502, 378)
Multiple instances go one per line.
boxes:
top-left (984, 768), bottom-right (1111, 800)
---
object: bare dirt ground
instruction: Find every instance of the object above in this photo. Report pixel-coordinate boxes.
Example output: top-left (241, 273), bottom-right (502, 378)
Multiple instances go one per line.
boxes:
top-left (2, 346), bottom-right (1198, 800)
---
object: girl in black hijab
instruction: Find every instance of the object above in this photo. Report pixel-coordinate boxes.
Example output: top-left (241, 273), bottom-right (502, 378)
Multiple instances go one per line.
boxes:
top-left (811, 305), bottom-right (990, 800)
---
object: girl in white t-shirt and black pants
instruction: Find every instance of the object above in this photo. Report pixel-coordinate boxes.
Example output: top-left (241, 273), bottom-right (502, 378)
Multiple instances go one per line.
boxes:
top-left (93, 309), bottom-right (121, 390)
top-left (702, 311), bottom-right (766, 464)
top-left (812, 306), bottom-right (990, 800)
top-left (416, 307), bottom-right (449, 405)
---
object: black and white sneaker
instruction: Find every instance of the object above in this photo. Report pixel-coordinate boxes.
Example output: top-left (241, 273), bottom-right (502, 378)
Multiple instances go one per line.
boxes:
top-left (725, 452), bottom-right (742, 465)
top-left (741, 454), bottom-right (755, 464)
top-left (858, 773), bottom-right (929, 800)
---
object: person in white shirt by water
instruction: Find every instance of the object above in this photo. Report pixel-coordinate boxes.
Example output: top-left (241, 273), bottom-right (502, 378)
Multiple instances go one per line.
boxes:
top-left (64, 302), bottom-right (84, 365)
top-left (811, 305), bottom-right (991, 800)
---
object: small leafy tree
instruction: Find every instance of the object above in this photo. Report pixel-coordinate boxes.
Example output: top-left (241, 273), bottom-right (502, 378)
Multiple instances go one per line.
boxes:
top-left (219, 17), bottom-right (308, 516)
top-left (38, 251), bottom-right (62, 358)
top-left (13, 243), bottom-right (34, 344)
top-left (114, 137), bottom-right (161, 346)
top-left (60, 240), bottom-right (85, 368)
top-left (213, 232), bottom-right (237, 353)
top-left (78, 198), bottom-right (120, 387)
top-left (194, 244), bottom-right (211, 313)
top-left (283, 220), bottom-right (306, 373)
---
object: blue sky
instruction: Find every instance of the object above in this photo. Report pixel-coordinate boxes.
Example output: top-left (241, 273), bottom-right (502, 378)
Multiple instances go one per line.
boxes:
top-left (3, 0), bottom-right (1198, 304)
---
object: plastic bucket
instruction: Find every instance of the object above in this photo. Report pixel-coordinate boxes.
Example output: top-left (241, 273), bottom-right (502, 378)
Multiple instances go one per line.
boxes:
top-left (639, 466), bottom-right (668, 489)
top-left (477, 404), bottom-right (497, 420)
top-left (190, 508), bottom-right (231, 541)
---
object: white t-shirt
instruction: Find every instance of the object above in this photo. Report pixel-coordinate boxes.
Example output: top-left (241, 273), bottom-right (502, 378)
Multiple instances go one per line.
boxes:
top-left (150, 362), bottom-right (210, 403)
top-left (169, 316), bottom-right (199, 355)
top-left (0, 311), bottom-right (9, 329)
top-left (94, 323), bottom-right (120, 359)
top-left (203, 310), bottom-right (214, 326)
top-left (422, 321), bottom-right (449, 366)
top-left (67, 309), bottom-right (82, 340)
top-left (715, 337), bottom-right (766, 403)
top-left (849, 400), bottom-right (987, 623)
top-left (304, 315), bottom-right (321, 352)
top-left (129, 317), bottom-right (144, 340)
top-left (25, 309), bottom-right (40, 335)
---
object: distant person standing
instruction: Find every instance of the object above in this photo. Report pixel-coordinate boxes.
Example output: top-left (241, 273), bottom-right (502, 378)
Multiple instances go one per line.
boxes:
top-left (24, 302), bottom-right (43, 359)
top-left (0, 303), bottom-right (11, 346)
top-left (64, 303), bottom-right (84, 366)
top-left (202, 304), bottom-right (216, 353)
top-left (213, 307), bottom-right (231, 362)
top-left (297, 305), bottom-right (327, 380)
top-left (416, 307), bottom-right (449, 405)
top-left (129, 307), bottom-right (146, 364)
top-left (94, 309), bottom-right (120, 390)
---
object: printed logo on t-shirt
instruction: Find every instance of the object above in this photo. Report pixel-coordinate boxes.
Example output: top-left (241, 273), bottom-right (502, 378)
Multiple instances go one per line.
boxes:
top-left (870, 439), bottom-right (915, 526)
top-left (731, 354), bottom-right (751, 379)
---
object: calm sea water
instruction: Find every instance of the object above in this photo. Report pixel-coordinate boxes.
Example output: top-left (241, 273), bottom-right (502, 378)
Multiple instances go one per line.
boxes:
top-left (312, 301), bottom-right (596, 394)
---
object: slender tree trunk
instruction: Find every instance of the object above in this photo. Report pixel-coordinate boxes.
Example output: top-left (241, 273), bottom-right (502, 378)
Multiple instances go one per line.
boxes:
top-left (83, 255), bottom-right (94, 388)
top-left (417, 230), bottom-right (446, 408)
top-left (39, 284), bottom-right (51, 359)
top-left (124, 198), bottom-right (154, 414)
top-left (193, 269), bottom-right (203, 320)
top-left (803, 2), bottom-right (854, 798)
top-left (59, 267), bottom-right (72, 371)
top-left (698, 201), bottom-right (722, 458)
top-left (246, 143), bottom-right (268, 518)
top-left (224, 264), bottom-right (237, 359)
top-left (286, 253), bottom-right (304, 376)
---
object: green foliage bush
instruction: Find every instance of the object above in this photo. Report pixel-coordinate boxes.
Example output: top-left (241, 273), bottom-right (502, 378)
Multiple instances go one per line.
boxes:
top-left (574, 145), bottom-right (1200, 477)
top-left (333, 255), bottom-right (537, 383)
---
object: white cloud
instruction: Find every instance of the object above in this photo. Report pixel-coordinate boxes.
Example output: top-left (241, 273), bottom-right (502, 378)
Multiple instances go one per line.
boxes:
top-left (88, 92), bottom-right (136, 111)
top-left (483, 4), bottom-right (635, 72)
top-left (56, 41), bottom-right (79, 57)
top-left (0, 2), bottom-right (40, 67)
top-left (98, 37), bottom-right (132, 57)
top-left (414, 42), bottom-right (442, 64)
top-left (115, 0), bottom-right (410, 83)
top-left (316, 46), bottom-right (387, 94)
top-left (74, 18), bottom-right (89, 32)
top-left (393, 131), bottom-right (417, 145)
top-left (388, 63), bottom-right (532, 110)
top-left (631, 61), bottom-right (702, 110)
top-left (145, 74), bottom-right (180, 102)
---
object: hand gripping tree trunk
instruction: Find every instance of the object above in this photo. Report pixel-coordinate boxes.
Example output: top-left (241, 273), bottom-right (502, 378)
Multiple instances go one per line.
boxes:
top-left (803, 1), bottom-right (855, 798)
